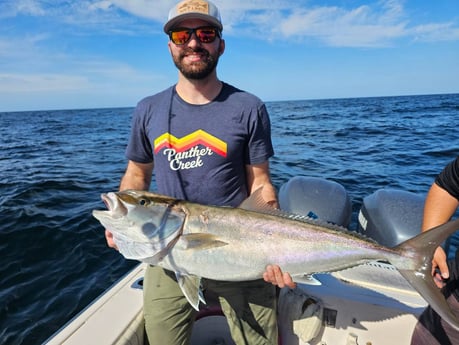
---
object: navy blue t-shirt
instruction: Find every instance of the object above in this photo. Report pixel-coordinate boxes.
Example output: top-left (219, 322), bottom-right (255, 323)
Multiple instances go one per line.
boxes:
top-left (436, 157), bottom-right (459, 200)
top-left (125, 83), bottom-right (274, 207)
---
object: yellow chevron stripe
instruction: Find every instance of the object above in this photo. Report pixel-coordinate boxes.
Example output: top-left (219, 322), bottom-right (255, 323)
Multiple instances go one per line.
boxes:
top-left (154, 130), bottom-right (227, 157)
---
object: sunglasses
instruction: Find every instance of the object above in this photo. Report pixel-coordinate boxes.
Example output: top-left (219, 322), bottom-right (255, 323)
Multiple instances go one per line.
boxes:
top-left (169, 26), bottom-right (220, 45)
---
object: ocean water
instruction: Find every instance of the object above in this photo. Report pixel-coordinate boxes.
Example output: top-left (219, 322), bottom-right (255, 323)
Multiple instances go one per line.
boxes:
top-left (1, 93), bottom-right (459, 344)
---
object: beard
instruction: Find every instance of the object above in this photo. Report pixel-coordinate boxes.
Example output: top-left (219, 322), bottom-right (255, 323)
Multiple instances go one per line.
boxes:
top-left (172, 47), bottom-right (220, 80)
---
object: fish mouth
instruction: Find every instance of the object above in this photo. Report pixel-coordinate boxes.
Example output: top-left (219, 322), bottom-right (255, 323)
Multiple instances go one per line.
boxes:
top-left (101, 193), bottom-right (115, 210)
top-left (96, 192), bottom-right (127, 218)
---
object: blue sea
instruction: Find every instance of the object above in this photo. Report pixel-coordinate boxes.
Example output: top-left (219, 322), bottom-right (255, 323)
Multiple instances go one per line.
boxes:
top-left (1, 93), bottom-right (459, 344)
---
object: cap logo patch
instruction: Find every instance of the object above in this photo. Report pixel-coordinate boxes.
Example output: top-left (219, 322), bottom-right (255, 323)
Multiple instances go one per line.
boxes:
top-left (177, 0), bottom-right (209, 15)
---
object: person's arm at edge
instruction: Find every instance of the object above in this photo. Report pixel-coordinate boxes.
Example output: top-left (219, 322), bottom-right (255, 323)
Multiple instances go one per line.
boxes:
top-left (246, 161), bottom-right (296, 289)
top-left (423, 182), bottom-right (459, 287)
top-left (105, 160), bottom-right (154, 249)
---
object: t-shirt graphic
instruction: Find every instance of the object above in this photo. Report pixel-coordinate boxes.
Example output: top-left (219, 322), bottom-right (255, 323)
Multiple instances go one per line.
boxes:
top-left (154, 129), bottom-right (227, 171)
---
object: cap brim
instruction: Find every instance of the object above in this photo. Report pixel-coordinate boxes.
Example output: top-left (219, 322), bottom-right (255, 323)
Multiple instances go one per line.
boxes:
top-left (163, 13), bottom-right (223, 33)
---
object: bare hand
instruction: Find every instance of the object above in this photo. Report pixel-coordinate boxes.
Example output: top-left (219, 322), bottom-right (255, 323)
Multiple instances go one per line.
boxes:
top-left (263, 265), bottom-right (296, 289)
top-left (105, 229), bottom-right (119, 250)
top-left (432, 247), bottom-right (448, 288)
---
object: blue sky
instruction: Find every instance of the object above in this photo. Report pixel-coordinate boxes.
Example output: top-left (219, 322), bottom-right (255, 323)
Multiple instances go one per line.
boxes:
top-left (1, 0), bottom-right (458, 112)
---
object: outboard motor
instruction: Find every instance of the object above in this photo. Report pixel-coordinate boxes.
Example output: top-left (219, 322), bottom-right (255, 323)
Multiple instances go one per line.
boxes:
top-left (358, 189), bottom-right (424, 247)
top-left (279, 176), bottom-right (352, 228)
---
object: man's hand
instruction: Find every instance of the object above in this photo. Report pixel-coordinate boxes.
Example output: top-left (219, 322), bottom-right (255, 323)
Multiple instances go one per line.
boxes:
top-left (432, 246), bottom-right (448, 288)
top-left (105, 229), bottom-right (118, 250)
top-left (263, 265), bottom-right (296, 289)
top-left (421, 182), bottom-right (458, 288)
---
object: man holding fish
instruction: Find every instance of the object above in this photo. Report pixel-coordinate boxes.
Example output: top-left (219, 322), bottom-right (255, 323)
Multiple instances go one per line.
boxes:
top-left (103, 1), bottom-right (294, 344)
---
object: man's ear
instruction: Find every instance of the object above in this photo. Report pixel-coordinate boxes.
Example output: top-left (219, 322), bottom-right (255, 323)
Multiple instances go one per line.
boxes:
top-left (219, 39), bottom-right (225, 56)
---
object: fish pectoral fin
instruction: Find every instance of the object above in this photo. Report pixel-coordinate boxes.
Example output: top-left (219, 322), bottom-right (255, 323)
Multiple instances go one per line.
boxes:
top-left (179, 233), bottom-right (228, 250)
top-left (175, 273), bottom-right (206, 310)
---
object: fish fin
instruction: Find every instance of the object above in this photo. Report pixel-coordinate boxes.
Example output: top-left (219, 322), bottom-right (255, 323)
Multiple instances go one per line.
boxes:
top-left (175, 272), bottom-right (206, 311)
top-left (398, 268), bottom-right (459, 328)
top-left (394, 218), bottom-right (459, 331)
top-left (180, 233), bottom-right (228, 250)
top-left (239, 188), bottom-right (349, 234)
top-left (142, 248), bottom-right (170, 264)
top-left (239, 187), bottom-right (286, 216)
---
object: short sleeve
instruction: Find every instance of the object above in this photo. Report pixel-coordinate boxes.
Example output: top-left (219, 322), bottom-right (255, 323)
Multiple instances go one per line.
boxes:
top-left (246, 103), bottom-right (274, 165)
top-left (435, 157), bottom-right (459, 200)
top-left (125, 102), bottom-right (154, 163)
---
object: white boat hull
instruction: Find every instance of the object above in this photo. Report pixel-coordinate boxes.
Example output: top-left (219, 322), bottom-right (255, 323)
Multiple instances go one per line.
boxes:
top-left (45, 264), bottom-right (146, 345)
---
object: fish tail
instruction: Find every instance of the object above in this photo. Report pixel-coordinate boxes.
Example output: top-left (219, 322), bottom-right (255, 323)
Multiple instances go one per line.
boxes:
top-left (393, 218), bottom-right (459, 331)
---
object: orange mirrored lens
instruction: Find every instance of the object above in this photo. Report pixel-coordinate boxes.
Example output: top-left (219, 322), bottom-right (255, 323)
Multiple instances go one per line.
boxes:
top-left (170, 27), bottom-right (218, 45)
top-left (196, 28), bottom-right (217, 43)
top-left (170, 30), bottom-right (191, 45)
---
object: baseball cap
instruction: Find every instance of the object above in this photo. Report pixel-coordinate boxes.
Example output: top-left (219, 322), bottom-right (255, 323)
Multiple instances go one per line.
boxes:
top-left (164, 0), bottom-right (223, 33)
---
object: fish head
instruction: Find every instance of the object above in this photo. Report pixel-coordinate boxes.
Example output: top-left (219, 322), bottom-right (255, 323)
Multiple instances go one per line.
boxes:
top-left (93, 190), bottom-right (186, 261)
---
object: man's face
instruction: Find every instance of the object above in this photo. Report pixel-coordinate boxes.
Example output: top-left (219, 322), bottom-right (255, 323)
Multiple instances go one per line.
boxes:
top-left (168, 19), bottom-right (224, 80)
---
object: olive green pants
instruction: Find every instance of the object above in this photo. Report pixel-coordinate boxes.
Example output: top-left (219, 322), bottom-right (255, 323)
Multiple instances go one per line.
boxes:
top-left (143, 265), bottom-right (278, 345)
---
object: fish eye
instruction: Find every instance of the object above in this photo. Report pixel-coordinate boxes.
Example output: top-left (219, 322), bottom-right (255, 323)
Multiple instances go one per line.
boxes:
top-left (139, 199), bottom-right (148, 206)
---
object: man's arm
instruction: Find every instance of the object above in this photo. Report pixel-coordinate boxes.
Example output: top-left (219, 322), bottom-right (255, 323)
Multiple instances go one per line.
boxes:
top-left (119, 160), bottom-right (154, 191)
top-left (245, 161), bottom-right (278, 208)
top-left (423, 182), bottom-right (459, 287)
top-left (246, 161), bottom-right (296, 289)
top-left (105, 160), bottom-right (154, 249)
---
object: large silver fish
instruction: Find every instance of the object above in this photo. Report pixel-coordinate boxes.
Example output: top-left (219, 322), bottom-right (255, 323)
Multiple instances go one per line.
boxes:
top-left (93, 189), bottom-right (459, 330)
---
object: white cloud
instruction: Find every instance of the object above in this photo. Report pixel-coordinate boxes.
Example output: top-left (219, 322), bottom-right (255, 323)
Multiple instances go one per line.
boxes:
top-left (272, 4), bottom-right (408, 47)
top-left (0, 0), bottom-right (148, 33)
top-left (109, 0), bottom-right (171, 21)
top-left (410, 22), bottom-right (459, 42)
top-left (249, 1), bottom-right (408, 47)
top-left (0, 0), bottom-right (46, 17)
top-left (89, 1), bottom-right (113, 11)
